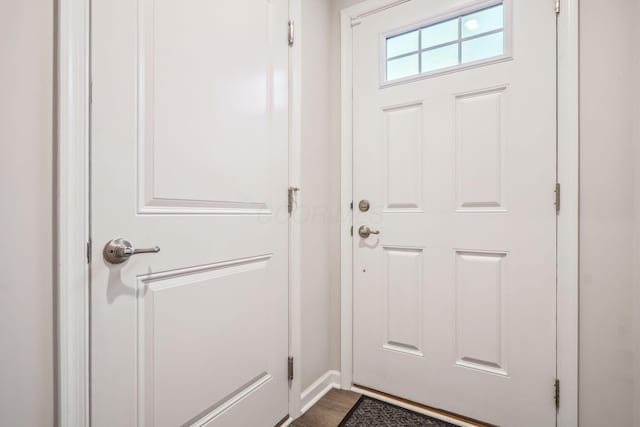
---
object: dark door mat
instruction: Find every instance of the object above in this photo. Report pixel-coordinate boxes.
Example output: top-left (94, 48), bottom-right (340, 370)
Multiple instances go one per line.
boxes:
top-left (338, 396), bottom-right (460, 427)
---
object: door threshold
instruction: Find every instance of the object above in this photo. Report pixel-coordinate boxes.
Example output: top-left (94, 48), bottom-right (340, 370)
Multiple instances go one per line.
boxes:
top-left (350, 385), bottom-right (493, 427)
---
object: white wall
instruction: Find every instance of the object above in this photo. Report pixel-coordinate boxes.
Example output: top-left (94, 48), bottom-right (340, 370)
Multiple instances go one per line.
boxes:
top-left (580, 0), bottom-right (639, 425)
top-left (0, 1), bottom-right (54, 426)
top-left (299, 0), bottom-right (339, 391)
top-left (296, 0), bottom-right (360, 397)
top-left (323, 0), bottom-right (369, 386)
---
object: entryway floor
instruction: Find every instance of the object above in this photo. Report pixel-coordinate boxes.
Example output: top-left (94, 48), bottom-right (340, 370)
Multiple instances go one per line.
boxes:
top-left (292, 389), bottom-right (361, 427)
top-left (290, 388), bottom-right (489, 427)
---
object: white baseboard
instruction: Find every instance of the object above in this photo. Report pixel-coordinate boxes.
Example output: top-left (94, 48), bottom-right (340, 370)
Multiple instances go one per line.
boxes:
top-left (279, 417), bottom-right (294, 427)
top-left (299, 370), bottom-right (342, 414)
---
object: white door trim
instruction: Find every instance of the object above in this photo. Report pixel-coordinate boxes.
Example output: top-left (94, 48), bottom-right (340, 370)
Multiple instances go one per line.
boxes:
top-left (339, 1), bottom-right (580, 426)
top-left (56, 0), bottom-right (302, 425)
top-left (56, 0), bottom-right (91, 425)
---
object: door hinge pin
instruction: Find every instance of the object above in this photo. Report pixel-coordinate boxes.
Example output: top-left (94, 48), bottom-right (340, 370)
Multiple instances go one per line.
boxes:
top-left (86, 239), bottom-right (92, 264)
top-left (555, 0), bottom-right (560, 14)
top-left (554, 379), bottom-right (560, 409)
top-left (288, 187), bottom-right (300, 214)
top-left (288, 20), bottom-right (294, 47)
top-left (554, 183), bottom-right (561, 214)
top-left (288, 356), bottom-right (294, 381)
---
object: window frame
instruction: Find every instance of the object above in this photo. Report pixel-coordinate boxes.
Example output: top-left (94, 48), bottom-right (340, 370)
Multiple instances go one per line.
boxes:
top-left (379, 0), bottom-right (513, 87)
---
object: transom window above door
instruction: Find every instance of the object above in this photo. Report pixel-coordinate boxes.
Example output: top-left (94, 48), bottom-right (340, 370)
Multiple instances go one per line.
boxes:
top-left (384, 2), bottom-right (508, 83)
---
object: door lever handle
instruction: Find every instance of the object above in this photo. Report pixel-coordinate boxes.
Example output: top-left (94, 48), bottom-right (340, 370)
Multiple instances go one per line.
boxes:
top-left (103, 238), bottom-right (160, 264)
top-left (358, 226), bottom-right (380, 239)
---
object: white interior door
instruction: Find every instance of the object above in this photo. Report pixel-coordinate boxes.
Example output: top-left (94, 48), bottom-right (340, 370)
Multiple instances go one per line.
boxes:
top-left (352, 1), bottom-right (557, 426)
top-left (91, 1), bottom-right (289, 426)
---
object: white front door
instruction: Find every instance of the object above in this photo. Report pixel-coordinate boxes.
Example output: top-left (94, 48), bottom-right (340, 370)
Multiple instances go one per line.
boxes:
top-left (91, 1), bottom-right (289, 426)
top-left (352, 1), bottom-right (557, 426)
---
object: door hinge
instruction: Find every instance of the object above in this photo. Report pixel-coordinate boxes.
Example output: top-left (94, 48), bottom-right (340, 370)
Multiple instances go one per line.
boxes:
top-left (288, 187), bottom-right (300, 214)
top-left (554, 183), bottom-right (561, 214)
top-left (555, 0), bottom-right (560, 15)
top-left (288, 356), bottom-right (294, 381)
top-left (288, 20), bottom-right (294, 46)
top-left (350, 225), bottom-right (353, 236)
top-left (86, 239), bottom-right (92, 264)
top-left (554, 379), bottom-right (560, 409)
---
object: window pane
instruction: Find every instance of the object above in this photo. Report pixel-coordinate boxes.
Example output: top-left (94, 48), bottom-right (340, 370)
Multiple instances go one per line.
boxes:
top-left (461, 31), bottom-right (504, 63)
top-left (461, 4), bottom-right (503, 38)
top-left (421, 18), bottom-right (458, 49)
top-left (387, 54), bottom-right (419, 80)
top-left (387, 30), bottom-right (419, 58)
top-left (421, 44), bottom-right (459, 73)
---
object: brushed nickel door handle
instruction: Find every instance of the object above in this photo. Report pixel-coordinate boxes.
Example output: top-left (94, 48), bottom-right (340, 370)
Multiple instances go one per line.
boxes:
top-left (358, 226), bottom-right (380, 239)
top-left (103, 238), bottom-right (160, 264)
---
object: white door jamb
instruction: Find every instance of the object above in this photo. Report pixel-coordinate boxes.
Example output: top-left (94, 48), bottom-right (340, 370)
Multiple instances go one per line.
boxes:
top-left (556, 0), bottom-right (580, 425)
top-left (288, 0), bottom-right (303, 420)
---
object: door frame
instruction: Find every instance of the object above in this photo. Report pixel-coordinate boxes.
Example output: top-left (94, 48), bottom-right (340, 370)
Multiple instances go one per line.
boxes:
top-left (339, 1), bottom-right (579, 427)
top-left (56, 0), bottom-right (91, 425)
top-left (288, 0), bottom-right (304, 420)
top-left (55, 0), bottom-right (302, 425)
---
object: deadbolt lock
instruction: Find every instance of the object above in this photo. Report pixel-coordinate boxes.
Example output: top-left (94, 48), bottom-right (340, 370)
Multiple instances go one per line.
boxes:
top-left (358, 200), bottom-right (370, 212)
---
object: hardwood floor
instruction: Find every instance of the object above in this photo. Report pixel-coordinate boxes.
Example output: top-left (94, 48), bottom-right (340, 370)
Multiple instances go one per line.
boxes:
top-left (291, 389), bottom-right (361, 427)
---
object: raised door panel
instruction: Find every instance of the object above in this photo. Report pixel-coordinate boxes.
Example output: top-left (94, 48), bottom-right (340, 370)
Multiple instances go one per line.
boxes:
top-left (383, 103), bottom-right (423, 212)
top-left (139, 256), bottom-right (276, 427)
top-left (455, 251), bottom-right (507, 375)
top-left (383, 247), bottom-right (424, 357)
top-left (139, 0), bottom-right (283, 214)
top-left (455, 87), bottom-right (507, 212)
